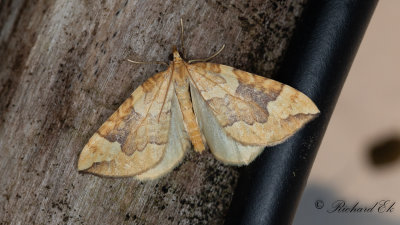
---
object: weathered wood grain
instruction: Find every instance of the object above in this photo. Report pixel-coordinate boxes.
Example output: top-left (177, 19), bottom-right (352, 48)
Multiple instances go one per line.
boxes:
top-left (0, 0), bottom-right (307, 224)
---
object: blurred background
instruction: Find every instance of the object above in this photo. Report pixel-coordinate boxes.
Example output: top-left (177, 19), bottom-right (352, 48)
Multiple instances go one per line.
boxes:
top-left (293, 1), bottom-right (400, 224)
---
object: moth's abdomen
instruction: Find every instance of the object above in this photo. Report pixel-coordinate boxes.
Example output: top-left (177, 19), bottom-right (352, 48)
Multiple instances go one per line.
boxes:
top-left (173, 63), bottom-right (205, 152)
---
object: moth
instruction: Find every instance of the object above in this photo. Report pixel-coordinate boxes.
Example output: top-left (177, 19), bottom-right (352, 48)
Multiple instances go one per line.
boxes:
top-left (78, 23), bottom-right (320, 180)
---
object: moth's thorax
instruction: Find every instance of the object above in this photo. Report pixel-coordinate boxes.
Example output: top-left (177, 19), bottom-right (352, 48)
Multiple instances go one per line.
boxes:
top-left (172, 60), bottom-right (188, 81)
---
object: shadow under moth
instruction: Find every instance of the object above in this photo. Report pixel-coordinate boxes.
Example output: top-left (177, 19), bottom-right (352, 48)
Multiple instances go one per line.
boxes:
top-left (78, 25), bottom-right (320, 180)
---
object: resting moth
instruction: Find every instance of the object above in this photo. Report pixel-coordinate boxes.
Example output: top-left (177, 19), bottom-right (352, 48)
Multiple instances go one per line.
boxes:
top-left (78, 25), bottom-right (320, 180)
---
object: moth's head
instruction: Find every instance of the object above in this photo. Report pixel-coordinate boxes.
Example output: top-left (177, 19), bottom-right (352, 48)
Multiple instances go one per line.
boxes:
top-left (170, 46), bottom-right (184, 62)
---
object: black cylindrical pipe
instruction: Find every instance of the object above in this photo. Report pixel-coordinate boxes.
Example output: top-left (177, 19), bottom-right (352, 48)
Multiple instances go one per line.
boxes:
top-left (225, 0), bottom-right (378, 224)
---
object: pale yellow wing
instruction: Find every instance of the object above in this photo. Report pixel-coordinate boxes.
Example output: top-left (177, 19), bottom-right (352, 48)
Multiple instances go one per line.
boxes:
top-left (190, 83), bottom-right (265, 165)
top-left (78, 67), bottom-right (190, 179)
top-left (136, 91), bottom-right (190, 180)
top-left (187, 62), bottom-right (319, 165)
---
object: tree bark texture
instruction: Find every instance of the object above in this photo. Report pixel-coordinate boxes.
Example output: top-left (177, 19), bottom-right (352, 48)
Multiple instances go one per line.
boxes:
top-left (0, 0), bottom-right (306, 224)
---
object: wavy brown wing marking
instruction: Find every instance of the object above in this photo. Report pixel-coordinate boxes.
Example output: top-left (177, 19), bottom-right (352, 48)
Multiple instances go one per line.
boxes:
top-left (187, 62), bottom-right (320, 147)
top-left (78, 68), bottom-right (175, 177)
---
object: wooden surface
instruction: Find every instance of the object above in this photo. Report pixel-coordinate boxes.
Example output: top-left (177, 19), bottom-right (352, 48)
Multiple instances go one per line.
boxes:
top-left (0, 0), bottom-right (306, 224)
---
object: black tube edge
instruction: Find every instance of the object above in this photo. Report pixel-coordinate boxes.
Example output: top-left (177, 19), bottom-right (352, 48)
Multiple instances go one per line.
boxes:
top-left (225, 0), bottom-right (378, 225)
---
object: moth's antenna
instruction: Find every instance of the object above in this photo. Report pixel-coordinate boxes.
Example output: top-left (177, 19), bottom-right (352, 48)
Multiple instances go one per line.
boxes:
top-left (180, 18), bottom-right (186, 59)
top-left (188, 44), bottom-right (225, 64)
top-left (126, 59), bottom-right (169, 67)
